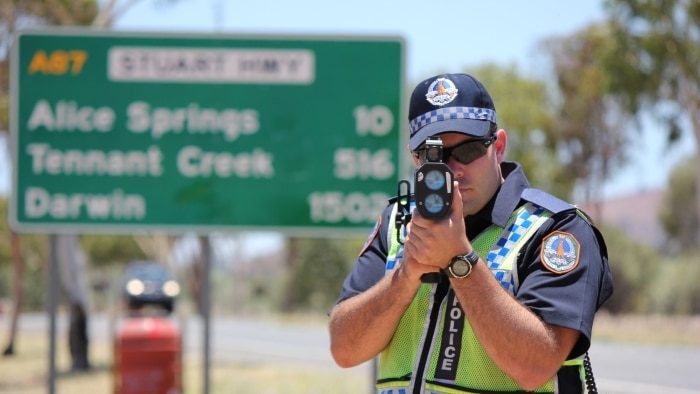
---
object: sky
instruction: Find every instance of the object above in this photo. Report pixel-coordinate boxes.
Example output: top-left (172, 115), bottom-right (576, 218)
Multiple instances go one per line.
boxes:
top-left (113, 0), bottom-right (616, 84)
top-left (113, 0), bottom-right (603, 80)
top-left (2, 0), bottom-right (696, 201)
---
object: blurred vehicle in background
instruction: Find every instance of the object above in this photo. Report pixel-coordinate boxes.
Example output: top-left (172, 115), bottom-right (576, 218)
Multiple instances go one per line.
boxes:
top-left (121, 260), bottom-right (180, 314)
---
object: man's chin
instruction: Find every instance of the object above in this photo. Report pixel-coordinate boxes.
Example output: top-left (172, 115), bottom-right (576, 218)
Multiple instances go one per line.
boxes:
top-left (461, 202), bottom-right (478, 217)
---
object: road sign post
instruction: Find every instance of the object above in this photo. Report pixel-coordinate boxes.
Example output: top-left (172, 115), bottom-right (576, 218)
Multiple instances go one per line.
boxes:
top-left (10, 29), bottom-right (404, 235)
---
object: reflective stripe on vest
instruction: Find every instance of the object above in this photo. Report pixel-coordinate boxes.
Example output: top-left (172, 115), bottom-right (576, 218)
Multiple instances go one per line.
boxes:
top-left (380, 201), bottom-right (574, 393)
top-left (487, 203), bottom-right (551, 294)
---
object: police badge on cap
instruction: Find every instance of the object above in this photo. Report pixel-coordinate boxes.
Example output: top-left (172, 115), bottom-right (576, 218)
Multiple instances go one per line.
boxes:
top-left (425, 78), bottom-right (459, 106)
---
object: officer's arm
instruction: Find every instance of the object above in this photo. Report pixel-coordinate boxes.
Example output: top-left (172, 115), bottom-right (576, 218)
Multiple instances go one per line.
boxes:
top-left (450, 263), bottom-right (580, 391)
top-left (329, 251), bottom-right (434, 368)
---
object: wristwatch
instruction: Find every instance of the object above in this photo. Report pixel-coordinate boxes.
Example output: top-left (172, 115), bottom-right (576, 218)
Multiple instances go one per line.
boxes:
top-left (445, 250), bottom-right (479, 279)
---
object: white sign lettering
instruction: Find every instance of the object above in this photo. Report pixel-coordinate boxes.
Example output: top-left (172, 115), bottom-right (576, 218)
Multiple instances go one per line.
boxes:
top-left (26, 143), bottom-right (164, 177)
top-left (109, 47), bottom-right (315, 84)
top-left (176, 146), bottom-right (274, 178)
top-left (27, 100), bottom-right (115, 132)
top-left (25, 187), bottom-right (146, 220)
top-left (126, 101), bottom-right (259, 141)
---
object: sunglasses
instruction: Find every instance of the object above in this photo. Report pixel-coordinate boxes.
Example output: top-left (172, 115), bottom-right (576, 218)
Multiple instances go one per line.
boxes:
top-left (413, 135), bottom-right (496, 165)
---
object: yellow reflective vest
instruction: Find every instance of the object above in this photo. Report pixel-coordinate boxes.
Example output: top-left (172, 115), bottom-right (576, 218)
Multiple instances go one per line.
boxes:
top-left (378, 201), bottom-right (586, 394)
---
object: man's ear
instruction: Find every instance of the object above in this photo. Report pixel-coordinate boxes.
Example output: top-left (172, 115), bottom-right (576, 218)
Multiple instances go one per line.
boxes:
top-left (494, 129), bottom-right (507, 162)
top-left (407, 144), bottom-right (421, 166)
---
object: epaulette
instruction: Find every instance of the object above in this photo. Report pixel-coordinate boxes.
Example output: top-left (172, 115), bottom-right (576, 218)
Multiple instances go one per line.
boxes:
top-left (521, 188), bottom-right (575, 215)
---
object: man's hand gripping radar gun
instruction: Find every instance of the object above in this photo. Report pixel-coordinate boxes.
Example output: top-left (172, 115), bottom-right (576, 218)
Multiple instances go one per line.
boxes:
top-left (395, 136), bottom-right (454, 283)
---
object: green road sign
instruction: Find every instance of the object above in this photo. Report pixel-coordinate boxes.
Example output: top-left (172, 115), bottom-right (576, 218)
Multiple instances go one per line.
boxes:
top-left (10, 29), bottom-right (404, 234)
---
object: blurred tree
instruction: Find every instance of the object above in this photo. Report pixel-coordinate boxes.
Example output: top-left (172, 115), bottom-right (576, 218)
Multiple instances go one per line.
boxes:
top-left (0, 0), bottom-right (101, 360)
top-left (0, 198), bottom-right (24, 357)
top-left (282, 237), bottom-right (364, 313)
top-left (81, 234), bottom-right (148, 265)
top-left (1, 0), bottom-right (99, 132)
top-left (598, 223), bottom-right (660, 314)
top-left (604, 0), bottom-right (700, 243)
top-left (0, 197), bottom-right (48, 355)
top-left (541, 24), bottom-right (632, 219)
top-left (648, 250), bottom-right (700, 314)
top-left (469, 63), bottom-right (575, 199)
top-left (659, 155), bottom-right (698, 251)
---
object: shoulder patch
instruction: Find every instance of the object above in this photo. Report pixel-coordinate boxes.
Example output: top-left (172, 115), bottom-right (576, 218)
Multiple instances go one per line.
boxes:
top-left (359, 215), bottom-right (382, 257)
top-left (540, 231), bottom-right (580, 274)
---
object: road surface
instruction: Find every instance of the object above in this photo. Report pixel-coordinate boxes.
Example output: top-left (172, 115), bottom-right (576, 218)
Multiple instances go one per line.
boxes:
top-left (11, 313), bottom-right (700, 393)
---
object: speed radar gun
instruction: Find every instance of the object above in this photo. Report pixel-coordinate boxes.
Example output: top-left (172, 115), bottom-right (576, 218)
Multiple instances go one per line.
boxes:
top-left (395, 136), bottom-right (453, 283)
top-left (414, 137), bottom-right (454, 218)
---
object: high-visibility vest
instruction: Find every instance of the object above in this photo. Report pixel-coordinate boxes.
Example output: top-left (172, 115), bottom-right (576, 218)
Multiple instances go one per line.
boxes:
top-left (379, 197), bottom-right (586, 394)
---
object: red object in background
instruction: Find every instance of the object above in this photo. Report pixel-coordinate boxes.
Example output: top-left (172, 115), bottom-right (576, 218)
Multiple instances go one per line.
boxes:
top-left (114, 317), bottom-right (182, 394)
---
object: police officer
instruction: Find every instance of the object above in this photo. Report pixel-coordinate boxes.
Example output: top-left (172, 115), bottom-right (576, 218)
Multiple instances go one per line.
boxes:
top-left (329, 73), bottom-right (614, 393)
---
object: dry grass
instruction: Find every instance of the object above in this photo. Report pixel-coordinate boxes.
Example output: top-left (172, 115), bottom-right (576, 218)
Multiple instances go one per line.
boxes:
top-left (1, 313), bottom-right (698, 393)
top-left (593, 312), bottom-right (700, 346)
top-left (0, 331), bottom-right (368, 394)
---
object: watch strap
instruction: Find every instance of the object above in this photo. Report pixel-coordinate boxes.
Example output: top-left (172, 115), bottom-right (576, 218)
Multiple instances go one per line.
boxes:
top-left (445, 250), bottom-right (479, 279)
top-left (463, 249), bottom-right (479, 266)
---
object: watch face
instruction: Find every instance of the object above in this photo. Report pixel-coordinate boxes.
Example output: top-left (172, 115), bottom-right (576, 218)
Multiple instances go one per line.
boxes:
top-left (451, 259), bottom-right (471, 277)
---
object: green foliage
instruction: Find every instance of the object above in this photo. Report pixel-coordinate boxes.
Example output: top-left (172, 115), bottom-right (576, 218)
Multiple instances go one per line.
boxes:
top-left (80, 234), bottom-right (148, 266)
top-left (0, 261), bottom-right (46, 310)
top-left (648, 250), bottom-right (700, 314)
top-left (603, 0), bottom-right (700, 236)
top-left (541, 24), bottom-right (632, 203)
top-left (1, 1), bottom-right (100, 132)
top-left (285, 237), bottom-right (361, 312)
top-left (599, 221), bottom-right (700, 315)
top-left (659, 155), bottom-right (698, 249)
top-left (598, 224), bottom-right (660, 313)
top-left (0, 198), bottom-right (48, 270)
top-left (604, 0), bottom-right (700, 121)
top-left (463, 64), bottom-right (575, 199)
top-left (0, 197), bottom-right (49, 310)
top-left (275, 236), bottom-right (364, 313)
top-left (10, 0), bottom-right (99, 25)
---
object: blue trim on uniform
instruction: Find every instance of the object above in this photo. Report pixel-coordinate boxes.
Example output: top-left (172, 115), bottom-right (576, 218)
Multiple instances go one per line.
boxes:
top-left (378, 389), bottom-right (408, 394)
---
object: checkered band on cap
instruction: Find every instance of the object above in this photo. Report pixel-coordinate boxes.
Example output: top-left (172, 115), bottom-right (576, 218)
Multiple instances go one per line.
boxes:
top-left (409, 106), bottom-right (497, 135)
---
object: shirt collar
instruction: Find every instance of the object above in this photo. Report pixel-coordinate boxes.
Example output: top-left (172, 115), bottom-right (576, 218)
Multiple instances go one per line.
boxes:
top-left (491, 161), bottom-right (530, 226)
top-left (465, 161), bottom-right (530, 237)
